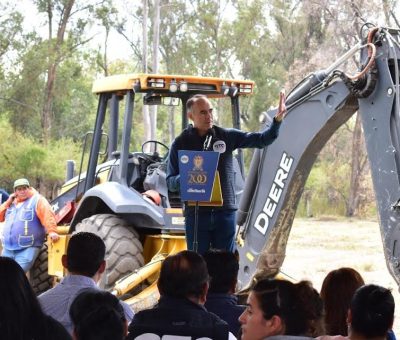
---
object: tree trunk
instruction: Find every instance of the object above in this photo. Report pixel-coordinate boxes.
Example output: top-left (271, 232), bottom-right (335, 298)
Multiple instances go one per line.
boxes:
top-left (142, 0), bottom-right (151, 148)
top-left (347, 113), bottom-right (364, 216)
top-left (149, 0), bottom-right (160, 141)
top-left (42, 0), bottom-right (75, 144)
top-left (103, 28), bottom-right (110, 77)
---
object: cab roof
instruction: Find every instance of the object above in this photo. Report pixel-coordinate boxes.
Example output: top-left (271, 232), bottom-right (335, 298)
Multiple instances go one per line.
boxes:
top-left (92, 73), bottom-right (255, 97)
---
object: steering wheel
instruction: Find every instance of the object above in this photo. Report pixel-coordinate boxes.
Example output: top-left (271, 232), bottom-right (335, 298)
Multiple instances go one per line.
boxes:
top-left (141, 140), bottom-right (170, 162)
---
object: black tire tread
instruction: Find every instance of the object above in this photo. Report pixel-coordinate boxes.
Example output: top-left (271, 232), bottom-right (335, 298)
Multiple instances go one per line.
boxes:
top-left (30, 243), bottom-right (53, 295)
top-left (75, 214), bottom-right (144, 290)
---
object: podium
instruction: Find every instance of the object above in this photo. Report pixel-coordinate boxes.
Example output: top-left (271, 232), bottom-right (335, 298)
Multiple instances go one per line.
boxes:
top-left (178, 150), bottom-right (223, 252)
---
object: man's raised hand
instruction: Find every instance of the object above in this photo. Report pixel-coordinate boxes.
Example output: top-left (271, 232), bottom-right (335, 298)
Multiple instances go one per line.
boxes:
top-left (275, 89), bottom-right (287, 122)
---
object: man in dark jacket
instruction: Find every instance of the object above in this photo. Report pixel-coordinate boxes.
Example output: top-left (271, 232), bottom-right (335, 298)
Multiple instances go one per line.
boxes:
top-left (166, 93), bottom-right (286, 254)
top-left (204, 249), bottom-right (245, 337)
top-left (127, 250), bottom-right (231, 340)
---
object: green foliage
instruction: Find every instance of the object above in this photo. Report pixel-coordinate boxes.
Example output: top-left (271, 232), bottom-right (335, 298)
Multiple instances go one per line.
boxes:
top-left (51, 56), bottom-right (97, 140)
top-left (5, 41), bottom-right (47, 138)
top-left (158, 0), bottom-right (198, 74)
top-left (232, 0), bottom-right (287, 129)
top-left (0, 5), bottom-right (23, 59)
top-left (0, 117), bottom-right (81, 192)
top-left (297, 121), bottom-right (375, 218)
top-left (0, 0), bottom-right (395, 214)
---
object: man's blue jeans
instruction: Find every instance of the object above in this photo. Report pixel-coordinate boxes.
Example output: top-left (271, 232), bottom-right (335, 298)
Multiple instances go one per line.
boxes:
top-left (2, 246), bottom-right (41, 272)
top-left (184, 208), bottom-right (236, 254)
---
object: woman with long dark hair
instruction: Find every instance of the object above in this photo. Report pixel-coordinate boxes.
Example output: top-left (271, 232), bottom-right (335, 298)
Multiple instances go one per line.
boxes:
top-left (320, 267), bottom-right (365, 336)
top-left (0, 256), bottom-right (71, 340)
top-left (239, 278), bottom-right (323, 340)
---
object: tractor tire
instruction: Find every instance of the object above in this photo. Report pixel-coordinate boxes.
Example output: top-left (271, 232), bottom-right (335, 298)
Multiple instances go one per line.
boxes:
top-left (75, 214), bottom-right (144, 290)
top-left (30, 243), bottom-right (53, 295)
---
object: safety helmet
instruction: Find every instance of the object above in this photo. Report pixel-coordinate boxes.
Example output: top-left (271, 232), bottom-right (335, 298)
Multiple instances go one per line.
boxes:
top-left (13, 178), bottom-right (30, 189)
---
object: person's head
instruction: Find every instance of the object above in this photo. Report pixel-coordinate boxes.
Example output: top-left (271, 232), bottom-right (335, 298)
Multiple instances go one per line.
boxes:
top-left (157, 250), bottom-right (209, 303)
top-left (70, 288), bottom-right (127, 340)
top-left (203, 249), bottom-right (239, 294)
top-left (297, 280), bottom-right (325, 337)
top-left (63, 232), bottom-right (106, 278)
top-left (320, 267), bottom-right (365, 335)
top-left (0, 256), bottom-right (46, 339)
top-left (239, 278), bottom-right (319, 340)
top-left (348, 284), bottom-right (394, 339)
top-left (186, 94), bottom-right (213, 135)
top-left (13, 178), bottom-right (31, 200)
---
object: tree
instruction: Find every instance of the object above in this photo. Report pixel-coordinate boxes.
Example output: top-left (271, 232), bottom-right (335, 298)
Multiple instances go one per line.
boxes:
top-left (142, 0), bottom-right (151, 144)
top-left (39, 0), bottom-right (76, 144)
top-left (187, 0), bottom-right (234, 77)
top-left (284, 0), bottom-right (399, 217)
top-left (94, 1), bottom-right (119, 76)
top-left (0, 2), bottom-right (24, 60)
top-left (149, 0), bottom-right (161, 141)
top-left (0, 117), bottom-right (80, 198)
top-left (232, 0), bottom-right (285, 130)
top-left (35, 0), bottom-right (113, 143)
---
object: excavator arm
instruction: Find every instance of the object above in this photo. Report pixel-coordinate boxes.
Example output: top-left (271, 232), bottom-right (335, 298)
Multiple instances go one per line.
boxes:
top-left (237, 26), bottom-right (400, 288)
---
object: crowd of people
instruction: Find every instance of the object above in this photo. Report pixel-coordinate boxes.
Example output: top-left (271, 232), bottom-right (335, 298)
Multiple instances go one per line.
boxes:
top-left (0, 232), bottom-right (396, 340)
top-left (0, 179), bottom-right (397, 339)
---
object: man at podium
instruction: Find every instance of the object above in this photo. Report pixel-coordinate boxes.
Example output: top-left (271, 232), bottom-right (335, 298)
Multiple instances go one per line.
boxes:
top-left (167, 93), bottom-right (286, 254)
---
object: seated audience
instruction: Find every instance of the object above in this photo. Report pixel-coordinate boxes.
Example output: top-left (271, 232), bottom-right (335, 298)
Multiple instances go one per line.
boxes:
top-left (319, 284), bottom-right (395, 340)
top-left (0, 256), bottom-right (71, 340)
top-left (70, 288), bottom-right (128, 340)
top-left (239, 278), bottom-right (322, 340)
top-left (320, 267), bottom-right (365, 336)
top-left (127, 250), bottom-right (232, 340)
top-left (38, 231), bottom-right (133, 334)
top-left (349, 284), bottom-right (395, 340)
top-left (203, 249), bottom-right (245, 336)
top-left (299, 280), bottom-right (325, 337)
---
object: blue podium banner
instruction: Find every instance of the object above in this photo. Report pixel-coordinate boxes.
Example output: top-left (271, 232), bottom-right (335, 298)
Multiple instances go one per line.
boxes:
top-left (178, 150), bottom-right (220, 202)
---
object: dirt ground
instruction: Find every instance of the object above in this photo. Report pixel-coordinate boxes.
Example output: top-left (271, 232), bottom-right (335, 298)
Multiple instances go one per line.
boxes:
top-left (282, 218), bottom-right (400, 334)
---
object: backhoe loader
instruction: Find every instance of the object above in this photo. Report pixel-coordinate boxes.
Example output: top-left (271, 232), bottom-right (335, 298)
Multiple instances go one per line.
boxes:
top-left (31, 25), bottom-right (400, 309)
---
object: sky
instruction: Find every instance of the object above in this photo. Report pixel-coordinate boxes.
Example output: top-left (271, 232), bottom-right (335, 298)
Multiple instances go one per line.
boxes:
top-left (15, 0), bottom-right (237, 63)
top-left (16, 0), bottom-right (135, 62)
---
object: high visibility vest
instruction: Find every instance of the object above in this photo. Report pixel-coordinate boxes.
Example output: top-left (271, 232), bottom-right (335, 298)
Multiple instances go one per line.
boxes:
top-left (3, 194), bottom-right (45, 250)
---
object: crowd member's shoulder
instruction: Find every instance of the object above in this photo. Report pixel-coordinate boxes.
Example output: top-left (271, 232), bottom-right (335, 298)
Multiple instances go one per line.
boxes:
top-left (317, 336), bottom-right (348, 340)
top-left (44, 314), bottom-right (72, 340)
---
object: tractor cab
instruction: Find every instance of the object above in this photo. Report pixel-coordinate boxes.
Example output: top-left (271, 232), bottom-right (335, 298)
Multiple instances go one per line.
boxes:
top-left (43, 73), bottom-right (255, 301)
top-left (53, 74), bottom-right (255, 230)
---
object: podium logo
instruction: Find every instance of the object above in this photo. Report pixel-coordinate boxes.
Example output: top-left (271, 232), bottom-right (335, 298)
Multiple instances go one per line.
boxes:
top-left (180, 154), bottom-right (189, 164)
top-left (188, 173), bottom-right (207, 184)
top-left (193, 155), bottom-right (204, 171)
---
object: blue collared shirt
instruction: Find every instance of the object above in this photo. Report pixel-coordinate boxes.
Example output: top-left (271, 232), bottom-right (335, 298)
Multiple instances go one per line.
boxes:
top-left (38, 274), bottom-right (134, 334)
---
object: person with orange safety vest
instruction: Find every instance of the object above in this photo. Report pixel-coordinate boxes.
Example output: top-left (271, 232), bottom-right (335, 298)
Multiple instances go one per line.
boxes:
top-left (0, 178), bottom-right (60, 272)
